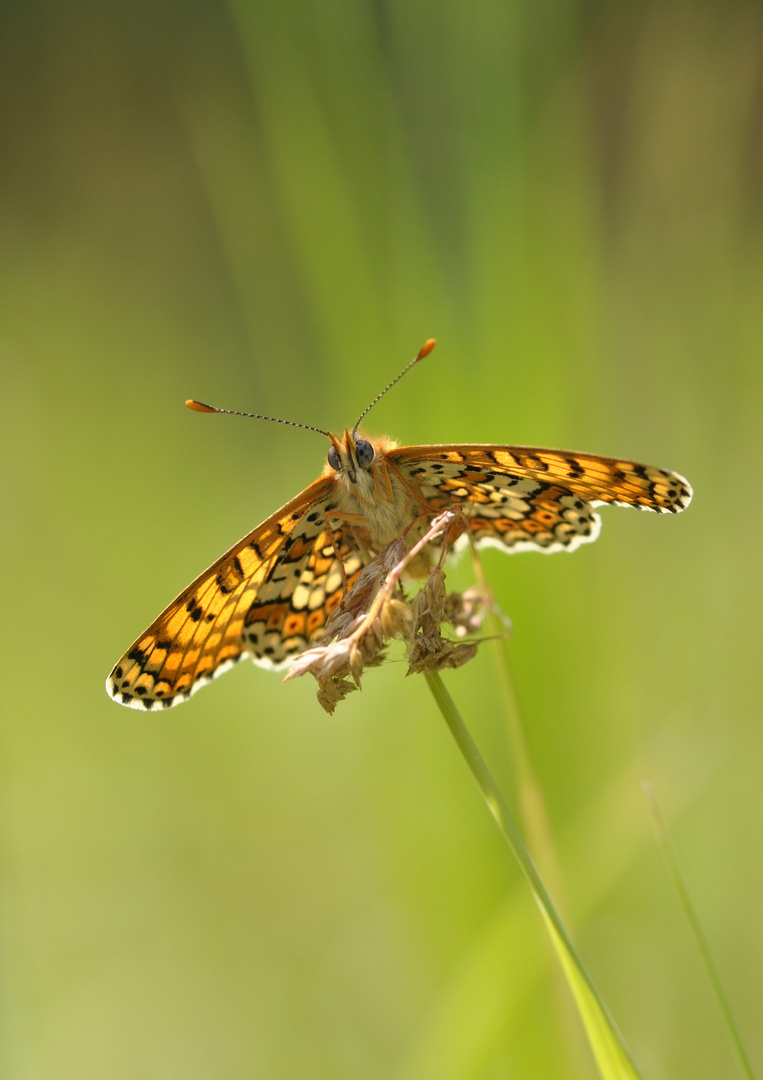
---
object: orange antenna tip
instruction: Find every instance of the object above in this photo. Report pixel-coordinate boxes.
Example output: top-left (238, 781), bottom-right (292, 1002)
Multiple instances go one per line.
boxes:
top-left (185, 399), bottom-right (217, 413)
top-left (417, 338), bottom-right (437, 360)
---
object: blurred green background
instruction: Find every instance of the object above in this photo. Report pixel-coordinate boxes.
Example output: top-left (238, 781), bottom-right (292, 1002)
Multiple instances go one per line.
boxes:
top-left (1, 1), bottom-right (761, 1077)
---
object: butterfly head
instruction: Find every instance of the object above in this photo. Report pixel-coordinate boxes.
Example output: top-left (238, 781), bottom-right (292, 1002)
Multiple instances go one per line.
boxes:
top-left (326, 429), bottom-right (380, 482)
top-left (324, 429), bottom-right (404, 542)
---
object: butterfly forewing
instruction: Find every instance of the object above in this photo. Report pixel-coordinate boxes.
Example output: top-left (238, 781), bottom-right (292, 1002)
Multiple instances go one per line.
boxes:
top-left (106, 477), bottom-right (365, 710)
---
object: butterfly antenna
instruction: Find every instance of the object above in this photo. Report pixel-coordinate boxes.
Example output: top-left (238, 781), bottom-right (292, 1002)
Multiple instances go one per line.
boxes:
top-left (186, 399), bottom-right (329, 438)
top-left (352, 338), bottom-right (436, 434)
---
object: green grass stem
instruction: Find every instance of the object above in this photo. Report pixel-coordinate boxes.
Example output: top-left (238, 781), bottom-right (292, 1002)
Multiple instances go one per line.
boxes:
top-left (425, 671), bottom-right (642, 1080)
top-left (645, 784), bottom-right (756, 1080)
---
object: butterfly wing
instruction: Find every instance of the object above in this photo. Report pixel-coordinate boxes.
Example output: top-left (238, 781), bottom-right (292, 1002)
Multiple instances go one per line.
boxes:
top-left (106, 477), bottom-right (364, 710)
top-left (388, 444), bottom-right (692, 554)
top-left (108, 439), bottom-right (692, 708)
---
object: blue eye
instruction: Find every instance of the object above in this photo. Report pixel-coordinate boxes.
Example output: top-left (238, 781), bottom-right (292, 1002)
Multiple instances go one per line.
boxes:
top-left (327, 446), bottom-right (340, 470)
top-left (355, 439), bottom-right (374, 468)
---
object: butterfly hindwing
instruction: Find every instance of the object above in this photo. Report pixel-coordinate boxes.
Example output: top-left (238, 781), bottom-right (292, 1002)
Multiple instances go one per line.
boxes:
top-left (242, 527), bottom-right (364, 667)
top-left (389, 444), bottom-right (692, 554)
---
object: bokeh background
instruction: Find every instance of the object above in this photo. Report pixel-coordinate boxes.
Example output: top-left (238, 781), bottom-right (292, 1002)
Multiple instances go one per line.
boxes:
top-left (2, 1), bottom-right (761, 1077)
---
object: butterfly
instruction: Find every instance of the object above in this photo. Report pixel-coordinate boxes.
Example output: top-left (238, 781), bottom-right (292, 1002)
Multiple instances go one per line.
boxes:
top-left (106, 340), bottom-right (692, 710)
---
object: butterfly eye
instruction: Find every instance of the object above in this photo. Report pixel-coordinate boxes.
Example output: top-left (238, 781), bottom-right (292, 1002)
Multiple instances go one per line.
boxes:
top-left (327, 446), bottom-right (340, 471)
top-left (355, 439), bottom-right (374, 468)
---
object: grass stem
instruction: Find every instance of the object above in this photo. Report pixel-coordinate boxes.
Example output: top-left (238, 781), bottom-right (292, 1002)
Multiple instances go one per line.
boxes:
top-left (645, 784), bottom-right (756, 1080)
top-left (425, 671), bottom-right (642, 1080)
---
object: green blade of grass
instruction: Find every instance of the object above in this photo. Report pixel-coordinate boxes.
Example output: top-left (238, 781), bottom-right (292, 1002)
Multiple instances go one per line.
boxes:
top-left (425, 671), bottom-right (642, 1080)
top-left (645, 784), bottom-right (756, 1080)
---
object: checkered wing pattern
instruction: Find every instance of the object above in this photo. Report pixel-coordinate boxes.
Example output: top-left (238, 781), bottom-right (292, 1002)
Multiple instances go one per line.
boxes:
top-left (389, 444), bottom-right (692, 553)
top-left (106, 478), bottom-right (364, 710)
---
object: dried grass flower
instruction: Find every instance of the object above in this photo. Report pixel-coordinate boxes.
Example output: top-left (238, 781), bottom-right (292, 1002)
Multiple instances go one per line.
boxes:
top-left (283, 511), bottom-right (509, 712)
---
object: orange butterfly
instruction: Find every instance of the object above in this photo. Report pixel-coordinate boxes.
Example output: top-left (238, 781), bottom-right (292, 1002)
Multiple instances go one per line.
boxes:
top-left (106, 340), bottom-right (692, 710)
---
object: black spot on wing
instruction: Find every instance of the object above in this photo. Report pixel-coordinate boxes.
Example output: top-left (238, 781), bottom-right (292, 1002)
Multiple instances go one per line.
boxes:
top-left (186, 598), bottom-right (203, 622)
